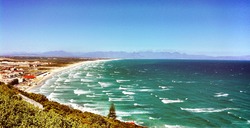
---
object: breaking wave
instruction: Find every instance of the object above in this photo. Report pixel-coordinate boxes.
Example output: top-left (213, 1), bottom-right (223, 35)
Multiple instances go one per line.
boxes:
top-left (73, 89), bottom-right (91, 96)
top-left (116, 79), bottom-right (131, 83)
top-left (180, 108), bottom-right (239, 113)
top-left (214, 92), bottom-right (229, 97)
top-left (122, 91), bottom-right (135, 95)
top-left (98, 82), bottom-right (112, 87)
top-left (161, 98), bottom-right (184, 104)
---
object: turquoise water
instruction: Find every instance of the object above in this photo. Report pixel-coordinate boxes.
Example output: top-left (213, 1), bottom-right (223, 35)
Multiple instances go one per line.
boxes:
top-left (30, 59), bottom-right (250, 127)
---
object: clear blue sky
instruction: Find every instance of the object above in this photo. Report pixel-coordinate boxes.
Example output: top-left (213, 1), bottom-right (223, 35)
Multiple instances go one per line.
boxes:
top-left (1, 0), bottom-right (250, 56)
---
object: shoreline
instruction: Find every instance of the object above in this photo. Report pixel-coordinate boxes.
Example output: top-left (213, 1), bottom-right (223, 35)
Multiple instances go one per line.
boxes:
top-left (25, 59), bottom-right (116, 92)
top-left (25, 60), bottom-right (89, 92)
top-left (23, 59), bottom-right (141, 124)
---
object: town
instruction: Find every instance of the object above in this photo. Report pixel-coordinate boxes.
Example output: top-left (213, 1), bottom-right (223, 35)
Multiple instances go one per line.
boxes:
top-left (0, 56), bottom-right (89, 90)
top-left (0, 57), bottom-right (51, 90)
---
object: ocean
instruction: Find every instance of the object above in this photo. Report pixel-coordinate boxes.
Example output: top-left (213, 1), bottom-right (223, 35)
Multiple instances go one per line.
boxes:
top-left (30, 59), bottom-right (250, 128)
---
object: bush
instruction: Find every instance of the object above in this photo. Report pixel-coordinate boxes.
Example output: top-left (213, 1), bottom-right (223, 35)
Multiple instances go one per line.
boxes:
top-left (8, 79), bottom-right (19, 86)
top-left (1, 85), bottom-right (144, 127)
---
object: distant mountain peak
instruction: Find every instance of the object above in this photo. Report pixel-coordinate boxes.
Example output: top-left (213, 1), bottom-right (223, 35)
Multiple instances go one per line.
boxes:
top-left (1, 51), bottom-right (250, 60)
top-left (41, 51), bottom-right (74, 57)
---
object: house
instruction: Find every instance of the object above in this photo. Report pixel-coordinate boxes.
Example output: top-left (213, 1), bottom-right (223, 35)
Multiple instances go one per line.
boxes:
top-left (23, 75), bottom-right (36, 79)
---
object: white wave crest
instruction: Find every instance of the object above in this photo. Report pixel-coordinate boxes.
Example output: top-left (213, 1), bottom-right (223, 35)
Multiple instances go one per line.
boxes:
top-left (74, 89), bottom-right (91, 96)
top-left (240, 90), bottom-right (247, 93)
top-left (180, 107), bottom-right (239, 113)
top-left (48, 92), bottom-right (60, 99)
top-left (102, 90), bottom-right (110, 92)
top-left (133, 103), bottom-right (147, 107)
top-left (69, 99), bottom-right (76, 103)
top-left (159, 86), bottom-right (169, 89)
top-left (64, 79), bottom-right (71, 82)
top-left (86, 95), bottom-right (97, 98)
top-left (109, 97), bottom-right (134, 102)
top-left (81, 79), bottom-right (93, 82)
top-left (134, 103), bottom-right (139, 106)
top-left (106, 92), bottom-right (113, 96)
top-left (56, 77), bottom-right (65, 82)
top-left (98, 82), bottom-right (112, 87)
top-left (119, 87), bottom-right (128, 90)
top-left (171, 80), bottom-right (196, 84)
top-left (116, 111), bottom-right (131, 116)
top-left (57, 85), bottom-right (73, 89)
top-left (86, 72), bottom-right (93, 77)
top-left (67, 103), bottom-right (100, 114)
top-left (68, 103), bottom-right (85, 112)
top-left (68, 73), bottom-right (74, 78)
top-left (73, 72), bottom-right (81, 78)
top-left (161, 98), bottom-right (184, 104)
top-left (131, 111), bottom-right (150, 114)
top-left (117, 110), bottom-right (149, 116)
top-left (165, 124), bottom-right (187, 128)
top-left (149, 117), bottom-right (160, 120)
top-left (84, 103), bottom-right (97, 107)
top-left (214, 92), bottom-right (229, 97)
top-left (122, 91), bottom-right (135, 95)
top-left (54, 82), bottom-right (60, 85)
top-left (138, 89), bottom-right (154, 92)
top-left (116, 79), bottom-right (130, 83)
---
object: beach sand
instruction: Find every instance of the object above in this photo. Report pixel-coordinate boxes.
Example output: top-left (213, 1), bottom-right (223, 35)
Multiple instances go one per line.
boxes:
top-left (25, 61), bottom-right (88, 92)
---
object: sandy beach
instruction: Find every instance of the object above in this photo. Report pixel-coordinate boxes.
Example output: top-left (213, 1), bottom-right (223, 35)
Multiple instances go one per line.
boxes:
top-left (25, 60), bottom-right (89, 92)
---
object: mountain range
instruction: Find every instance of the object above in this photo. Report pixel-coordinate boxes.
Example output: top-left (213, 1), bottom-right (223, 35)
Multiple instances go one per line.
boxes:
top-left (1, 51), bottom-right (250, 60)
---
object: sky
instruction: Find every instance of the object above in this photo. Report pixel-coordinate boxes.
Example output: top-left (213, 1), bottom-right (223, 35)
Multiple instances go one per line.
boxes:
top-left (1, 0), bottom-right (250, 56)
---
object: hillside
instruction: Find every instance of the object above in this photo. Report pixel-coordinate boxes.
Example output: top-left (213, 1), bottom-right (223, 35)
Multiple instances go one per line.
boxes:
top-left (0, 84), bottom-right (143, 128)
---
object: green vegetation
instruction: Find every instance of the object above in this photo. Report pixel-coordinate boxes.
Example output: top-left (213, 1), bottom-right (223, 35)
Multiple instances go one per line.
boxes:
top-left (8, 79), bottom-right (19, 86)
top-left (0, 84), bottom-right (143, 128)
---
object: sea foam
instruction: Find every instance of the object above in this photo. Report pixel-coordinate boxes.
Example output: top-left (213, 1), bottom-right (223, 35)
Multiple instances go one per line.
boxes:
top-left (138, 89), bottom-right (154, 92)
top-left (98, 82), bottom-right (112, 87)
top-left (122, 91), bottom-right (135, 95)
top-left (214, 92), bottom-right (229, 97)
top-left (116, 111), bottom-right (131, 117)
top-left (74, 89), bottom-right (91, 96)
top-left (116, 79), bottom-right (131, 83)
top-left (164, 124), bottom-right (186, 128)
top-left (68, 103), bottom-right (100, 114)
top-left (180, 108), bottom-right (239, 113)
top-left (73, 72), bottom-right (81, 78)
top-left (119, 87), bottom-right (128, 90)
top-left (48, 92), bottom-right (61, 99)
top-left (161, 98), bottom-right (184, 104)
top-left (86, 72), bottom-right (93, 77)
top-left (81, 79), bottom-right (94, 82)
top-left (56, 77), bottom-right (65, 82)
top-left (159, 86), bottom-right (169, 89)
top-left (109, 97), bottom-right (134, 102)
top-left (86, 94), bottom-right (98, 98)
top-left (64, 79), bottom-right (71, 82)
top-left (149, 117), bottom-right (160, 120)
top-left (69, 99), bottom-right (76, 103)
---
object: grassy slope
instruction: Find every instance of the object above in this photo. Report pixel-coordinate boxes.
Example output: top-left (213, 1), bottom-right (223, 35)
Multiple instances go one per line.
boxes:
top-left (0, 84), bottom-right (143, 128)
